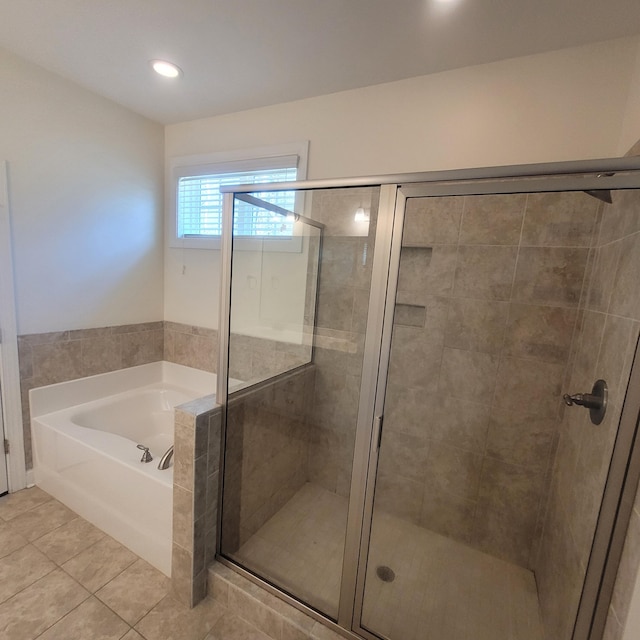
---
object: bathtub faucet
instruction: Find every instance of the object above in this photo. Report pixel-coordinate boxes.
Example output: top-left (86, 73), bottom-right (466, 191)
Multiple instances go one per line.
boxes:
top-left (136, 444), bottom-right (153, 463)
top-left (158, 445), bottom-right (174, 470)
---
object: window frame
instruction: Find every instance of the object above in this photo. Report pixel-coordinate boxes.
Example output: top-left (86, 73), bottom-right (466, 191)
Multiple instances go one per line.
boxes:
top-left (167, 141), bottom-right (309, 251)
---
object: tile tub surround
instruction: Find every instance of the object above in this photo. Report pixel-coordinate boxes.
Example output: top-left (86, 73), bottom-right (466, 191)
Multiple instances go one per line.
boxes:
top-left (18, 320), bottom-right (214, 470)
top-left (18, 321), bottom-right (164, 468)
top-left (535, 186), bottom-right (640, 640)
top-left (376, 191), bottom-right (597, 569)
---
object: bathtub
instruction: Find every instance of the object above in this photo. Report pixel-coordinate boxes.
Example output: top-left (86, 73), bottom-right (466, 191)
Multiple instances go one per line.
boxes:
top-left (30, 361), bottom-right (217, 576)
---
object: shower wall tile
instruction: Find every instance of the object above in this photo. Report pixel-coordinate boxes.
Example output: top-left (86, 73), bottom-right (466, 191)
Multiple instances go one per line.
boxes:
top-left (430, 395), bottom-right (492, 452)
top-left (512, 247), bottom-right (589, 307)
top-left (423, 442), bottom-right (483, 502)
top-left (399, 244), bottom-right (457, 297)
top-left (395, 294), bottom-right (449, 344)
top-left (485, 414), bottom-right (555, 472)
top-left (403, 196), bottom-right (463, 245)
top-left (438, 347), bottom-right (499, 402)
top-left (522, 192), bottom-right (599, 247)
top-left (420, 490), bottom-right (476, 541)
top-left (502, 303), bottom-right (577, 364)
top-left (536, 181), bottom-right (640, 640)
top-left (609, 232), bottom-right (640, 321)
top-left (375, 192), bottom-right (594, 571)
top-left (377, 431), bottom-right (429, 484)
top-left (444, 298), bottom-right (509, 354)
top-left (316, 285), bottom-right (354, 332)
top-left (476, 459), bottom-right (546, 565)
top-left (586, 242), bottom-right (621, 312)
top-left (374, 474), bottom-right (424, 524)
top-left (459, 194), bottom-right (526, 245)
top-left (222, 366), bottom-right (314, 549)
top-left (492, 357), bottom-right (564, 420)
top-left (388, 328), bottom-right (442, 392)
top-left (397, 246), bottom-right (433, 292)
top-left (598, 189), bottom-right (640, 245)
top-left (453, 245), bottom-right (518, 300)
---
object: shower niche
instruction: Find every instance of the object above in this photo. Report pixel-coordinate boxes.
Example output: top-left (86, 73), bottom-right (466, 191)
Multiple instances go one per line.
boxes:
top-left (217, 164), bottom-right (640, 640)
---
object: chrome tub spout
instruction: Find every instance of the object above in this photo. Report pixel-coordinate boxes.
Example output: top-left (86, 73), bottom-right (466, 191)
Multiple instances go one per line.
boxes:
top-left (157, 445), bottom-right (174, 470)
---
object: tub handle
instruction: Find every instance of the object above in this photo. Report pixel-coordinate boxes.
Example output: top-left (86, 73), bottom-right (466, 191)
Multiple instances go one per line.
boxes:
top-left (136, 444), bottom-right (153, 463)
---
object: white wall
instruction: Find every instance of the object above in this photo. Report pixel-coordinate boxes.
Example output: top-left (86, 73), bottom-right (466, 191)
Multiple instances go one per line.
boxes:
top-left (618, 38), bottom-right (640, 155)
top-left (0, 47), bottom-right (164, 335)
top-left (165, 37), bottom-right (640, 328)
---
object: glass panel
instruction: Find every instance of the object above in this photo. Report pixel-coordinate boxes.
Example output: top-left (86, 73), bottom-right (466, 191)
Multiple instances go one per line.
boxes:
top-left (221, 186), bottom-right (381, 619)
top-left (360, 189), bottom-right (638, 640)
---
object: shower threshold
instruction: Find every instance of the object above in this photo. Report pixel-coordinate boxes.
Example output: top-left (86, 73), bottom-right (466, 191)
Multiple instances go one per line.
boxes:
top-left (234, 482), bottom-right (543, 640)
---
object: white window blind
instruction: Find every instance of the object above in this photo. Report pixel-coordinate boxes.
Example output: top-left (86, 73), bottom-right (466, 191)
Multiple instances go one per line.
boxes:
top-left (177, 164), bottom-right (298, 239)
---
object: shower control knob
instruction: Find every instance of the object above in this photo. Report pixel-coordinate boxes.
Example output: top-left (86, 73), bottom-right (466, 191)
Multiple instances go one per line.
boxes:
top-left (136, 444), bottom-right (153, 463)
top-left (563, 379), bottom-right (608, 426)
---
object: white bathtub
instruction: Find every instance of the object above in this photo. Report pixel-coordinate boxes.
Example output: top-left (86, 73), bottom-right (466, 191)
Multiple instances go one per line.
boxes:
top-left (30, 361), bottom-right (217, 576)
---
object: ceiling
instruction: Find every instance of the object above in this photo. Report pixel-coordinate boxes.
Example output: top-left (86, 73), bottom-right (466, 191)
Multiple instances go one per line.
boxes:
top-left (1, 0), bottom-right (640, 125)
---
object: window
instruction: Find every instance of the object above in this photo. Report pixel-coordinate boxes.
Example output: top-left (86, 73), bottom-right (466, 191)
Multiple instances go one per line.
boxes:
top-left (168, 142), bottom-right (308, 250)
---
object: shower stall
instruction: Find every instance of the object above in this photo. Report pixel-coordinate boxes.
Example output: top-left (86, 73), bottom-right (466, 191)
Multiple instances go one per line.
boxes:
top-left (215, 159), bottom-right (640, 640)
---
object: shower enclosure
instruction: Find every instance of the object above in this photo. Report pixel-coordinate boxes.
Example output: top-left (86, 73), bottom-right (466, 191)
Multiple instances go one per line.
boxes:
top-left (216, 159), bottom-right (640, 640)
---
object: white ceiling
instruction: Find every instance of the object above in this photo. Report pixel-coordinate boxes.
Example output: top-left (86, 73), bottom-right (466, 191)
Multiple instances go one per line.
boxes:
top-left (1, 0), bottom-right (640, 125)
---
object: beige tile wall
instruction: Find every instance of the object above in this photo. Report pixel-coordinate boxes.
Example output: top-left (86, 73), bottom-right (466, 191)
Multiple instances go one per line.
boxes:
top-left (221, 365), bottom-right (316, 552)
top-left (305, 187), bottom-right (380, 497)
top-left (164, 321), bottom-right (218, 373)
top-left (172, 397), bottom-right (222, 607)
top-left (19, 320), bottom-right (229, 468)
top-left (377, 191), bottom-right (598, 568)
top-left (536, 185), bottom-right (640, 639)
top-left (18, 322), bottom-right (164, 468)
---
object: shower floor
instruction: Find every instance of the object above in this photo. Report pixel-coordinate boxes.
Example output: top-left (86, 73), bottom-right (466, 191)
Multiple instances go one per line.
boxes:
top-left (236, 482), bottom-right (544, 640)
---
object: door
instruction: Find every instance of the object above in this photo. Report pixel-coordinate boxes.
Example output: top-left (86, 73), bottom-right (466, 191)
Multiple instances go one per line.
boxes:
top-left (353, 176), bottom-right (640, 640)
top-left (0, 386), bottom-right (8, 495)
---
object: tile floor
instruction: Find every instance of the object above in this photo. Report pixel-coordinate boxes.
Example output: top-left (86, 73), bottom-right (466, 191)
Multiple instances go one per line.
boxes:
top-left (236, 482), bottom-right (544, 640)
top-left (0, 486), bottom-right (274, 640)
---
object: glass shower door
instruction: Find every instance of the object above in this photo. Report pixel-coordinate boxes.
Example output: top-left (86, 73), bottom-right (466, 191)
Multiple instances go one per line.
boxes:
top-left (220, 185), bottom-right (381, 620)
top-left (358, 188), bottom-right (613, 640)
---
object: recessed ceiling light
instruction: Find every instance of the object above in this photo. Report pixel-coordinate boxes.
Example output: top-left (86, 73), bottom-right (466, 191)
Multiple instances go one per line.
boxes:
top-left (150, 60), bottom-right (182, 78)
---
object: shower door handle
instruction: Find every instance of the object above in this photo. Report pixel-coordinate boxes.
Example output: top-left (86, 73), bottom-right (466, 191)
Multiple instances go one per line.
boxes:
top-left (374, 415), bottom-right (384, 450)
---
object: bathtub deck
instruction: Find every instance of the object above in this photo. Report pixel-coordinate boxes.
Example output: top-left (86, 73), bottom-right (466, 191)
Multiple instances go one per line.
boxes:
top-left (236, 482), bottom-right (544, 640)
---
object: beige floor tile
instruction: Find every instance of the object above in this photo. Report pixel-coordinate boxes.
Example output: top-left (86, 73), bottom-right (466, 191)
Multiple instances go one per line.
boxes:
top-left (8, 498), bottom-right (77, 541)
top-left (37, 596), bottom-right (130, 640)
top-left (204, 612), bottom-right (273, 640)
top-left (0, 568), bottom-right (89, 640)
top-left (135, 594), bottom-right (227, 640)
top-left (0, 519), bottom-right (28, 559)
top-left (62, 535), bottom-right (138, 592)
top-left (0, 544), bottom-right (56, 604)
top-left (96, 558), bottom-right (170, 625)
top-left (0, 486), bottom-right (52, 522)
top-left (122, 630), bottom-right (146, 640)
top-left (33, 516), bottom-right (105, 565)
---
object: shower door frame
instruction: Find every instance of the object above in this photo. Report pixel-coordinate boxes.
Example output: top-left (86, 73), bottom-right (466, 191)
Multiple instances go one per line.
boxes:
top-left (350, 171), bottom-right (640, 640)
top-left (217, 157), bottom-right (640, 640)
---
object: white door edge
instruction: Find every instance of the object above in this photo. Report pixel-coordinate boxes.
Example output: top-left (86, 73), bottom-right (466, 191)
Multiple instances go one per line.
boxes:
top-left (0, 160), bottom-right (26, 492)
